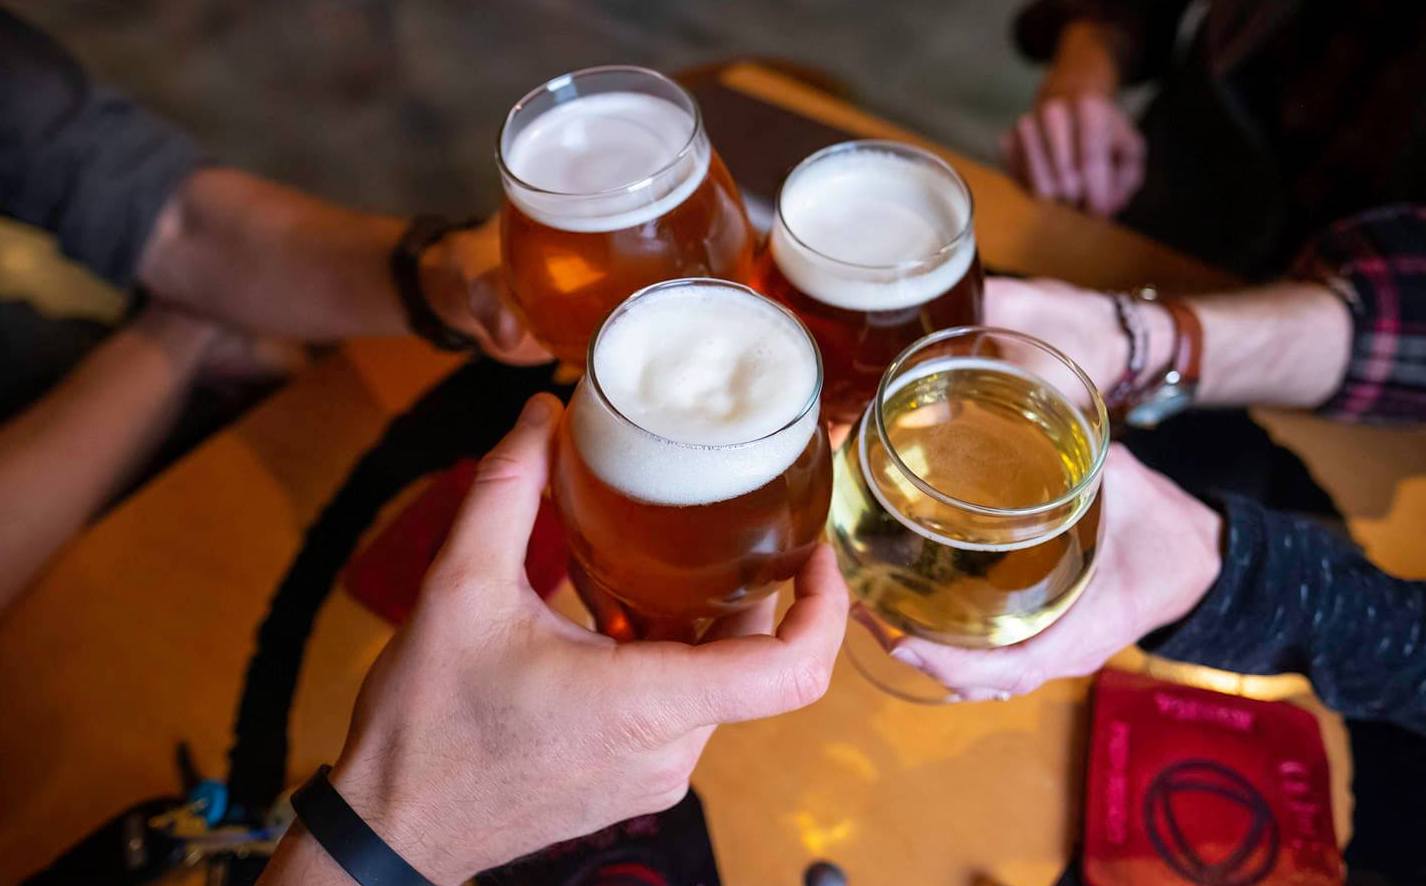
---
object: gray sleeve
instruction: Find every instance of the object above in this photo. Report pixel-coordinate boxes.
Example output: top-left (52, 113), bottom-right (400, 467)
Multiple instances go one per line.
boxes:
top-left (0, 9), bottom-right (204, 287)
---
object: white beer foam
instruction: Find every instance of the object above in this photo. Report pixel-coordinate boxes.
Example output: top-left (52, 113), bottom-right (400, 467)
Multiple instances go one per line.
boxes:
top-left (770, 147), bottom-right (975, 311)
top-left (571, 282), bottom-right (820, 506)
top-left (503, 91), bottom-right (709, 234)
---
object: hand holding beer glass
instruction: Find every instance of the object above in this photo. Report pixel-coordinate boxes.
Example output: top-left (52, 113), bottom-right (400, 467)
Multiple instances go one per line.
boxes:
top-left (754, 141), bottom-right (984, 423)
top-left (829, 327), bottom-right (1110, 702)
top-left (553, 278), bottom-right (832, 636)
top-left (499, 67), bottom-right (756, 366)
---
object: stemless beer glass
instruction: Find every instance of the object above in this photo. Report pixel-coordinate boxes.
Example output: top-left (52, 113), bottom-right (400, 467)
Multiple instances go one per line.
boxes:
top-left (753, 140), bottom-right (983, 424)
top-left (498, 66), bottom-right (757, 366)
top-left (553, 278), bottom-right (831, 627)
top-left (829, 327), bottom-right (1109, 702)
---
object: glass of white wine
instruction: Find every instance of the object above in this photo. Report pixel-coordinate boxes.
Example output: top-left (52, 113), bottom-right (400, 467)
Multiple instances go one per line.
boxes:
top-left (828, 326), bottom-right (1110, 702)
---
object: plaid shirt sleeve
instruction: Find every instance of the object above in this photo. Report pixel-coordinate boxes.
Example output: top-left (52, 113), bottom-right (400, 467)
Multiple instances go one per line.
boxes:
top-left (1293, 204), bottom-right (1426, 423)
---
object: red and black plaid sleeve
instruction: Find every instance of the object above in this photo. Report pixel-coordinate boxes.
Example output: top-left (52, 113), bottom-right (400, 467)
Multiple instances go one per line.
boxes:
top-left (1294, 204), bottom-right (1426, 423)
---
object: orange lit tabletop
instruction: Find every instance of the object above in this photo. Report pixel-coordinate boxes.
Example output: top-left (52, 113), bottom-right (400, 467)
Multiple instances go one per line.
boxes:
top-left (4, 62), bottom-right (1425, 885)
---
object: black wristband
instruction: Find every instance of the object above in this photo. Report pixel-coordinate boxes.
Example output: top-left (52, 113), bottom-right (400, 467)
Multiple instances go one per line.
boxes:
top-left (391, 214), bottom-right (482, 352)
top-left (291, 765), bottom-right (436, 886)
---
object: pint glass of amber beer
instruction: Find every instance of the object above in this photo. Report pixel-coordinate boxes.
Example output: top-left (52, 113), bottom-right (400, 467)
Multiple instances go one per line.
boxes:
top-left (498, 66), bottom-right (757, 366)
top-left (829, 327), bottom-right (1109, 702)
top-left (553, 278), bottom-right (831, 627)
top-left (754, 141), bottom-right (983, 423)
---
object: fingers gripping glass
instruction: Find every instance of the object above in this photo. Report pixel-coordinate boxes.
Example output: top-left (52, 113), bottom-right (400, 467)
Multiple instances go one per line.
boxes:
top-left (827, 326), bottom-right (1110, 703)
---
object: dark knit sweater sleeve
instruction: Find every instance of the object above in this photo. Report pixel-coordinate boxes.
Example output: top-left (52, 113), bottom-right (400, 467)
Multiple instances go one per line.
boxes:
top-left (1140, 494), bottom-right (1426, 735)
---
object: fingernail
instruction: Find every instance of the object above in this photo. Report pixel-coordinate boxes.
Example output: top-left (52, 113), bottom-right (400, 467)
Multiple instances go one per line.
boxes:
top-left (495, 309), bottom-right (522, 348)
top-left (471, 291), bottom-right (501, 333)
top-left (520, 395), bottom-right (554, 427)
top-left (890, 646), bottom-right (925, 671)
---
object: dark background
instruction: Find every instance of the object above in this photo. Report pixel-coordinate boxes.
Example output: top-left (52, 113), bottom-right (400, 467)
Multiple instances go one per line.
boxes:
top-left (4, 0), bottom-right (1039, 217)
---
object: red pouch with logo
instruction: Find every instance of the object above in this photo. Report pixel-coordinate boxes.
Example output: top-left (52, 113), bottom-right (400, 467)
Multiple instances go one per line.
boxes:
top-left (1083, 669), bottom-right (1343, 885)
top-left (342, 458), bottom-right (568, 625)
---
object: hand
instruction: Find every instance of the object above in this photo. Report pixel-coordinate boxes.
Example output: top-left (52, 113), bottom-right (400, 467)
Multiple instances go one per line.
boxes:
top-left (421, 229), bottom-right (552, 366)
top-left (870, 445), bottom-right (1222, 700)
top-left (983, 276), bottom-right (1173, 395)
top-left (321, 394), bottom-right (848, 883)
top-left (1004, 95), bottom-right (1145, 217)
top-left (1002, 23), bottom-right (1145, 217)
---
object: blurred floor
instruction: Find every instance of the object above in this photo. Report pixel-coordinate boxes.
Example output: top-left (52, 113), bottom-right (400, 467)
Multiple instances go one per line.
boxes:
top-left (3, 0), bottom-right (1039, 219)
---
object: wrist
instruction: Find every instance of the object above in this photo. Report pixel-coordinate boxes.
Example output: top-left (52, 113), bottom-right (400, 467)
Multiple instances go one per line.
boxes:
top-left (129, 308), bottom-right (221, 373)
top-left (1137, 300), bottom-right (1176, 386)
top-left (328, 755), bottom-right (507, 884)
top-left (1042, 21), bottom-right (1122, 100)
top-left (1149, 495), bottom-right (1224, 635)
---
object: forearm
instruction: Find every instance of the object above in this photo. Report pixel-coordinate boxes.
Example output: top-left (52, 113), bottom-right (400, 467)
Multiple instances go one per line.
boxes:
top-left (1143, 496), bottom-right (1426, 735)
top-left (0, 312), bottom-right (212, 609)
top-left (1135, 281), bottom-right (1352, 410)
top-left (138, 168), bottom-right (409, 341)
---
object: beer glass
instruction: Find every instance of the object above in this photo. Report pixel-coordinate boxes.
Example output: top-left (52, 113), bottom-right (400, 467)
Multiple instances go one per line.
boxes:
top-left (553, 278), bottom-right (831, 626)
top-left (829, 327), bottom-right (1109, 702)
top-left (753, 140), bottom-right (983, 424)
top-left (498, 66), bottom-right (757, 366)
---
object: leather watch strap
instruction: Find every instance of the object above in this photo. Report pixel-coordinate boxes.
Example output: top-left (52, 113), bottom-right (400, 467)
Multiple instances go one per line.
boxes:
top-left (291, 765), bottom-right (435, 886)
top-left (1158, 296), bottom-right (1203, 389)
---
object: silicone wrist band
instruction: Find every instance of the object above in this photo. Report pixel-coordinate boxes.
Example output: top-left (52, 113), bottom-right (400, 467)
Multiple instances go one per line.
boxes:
top-left (291, 765), bottom-right (436, 886)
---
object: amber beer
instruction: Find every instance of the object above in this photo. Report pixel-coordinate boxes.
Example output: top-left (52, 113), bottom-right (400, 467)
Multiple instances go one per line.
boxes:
top-left (553, 279), bottom-right (830, 622)
top-left (499, 66), bottom-right (756, 366)
top-left (829, 328), bottom-right (1109, 701)
top-left (753, 141), bottom-right (983, 423)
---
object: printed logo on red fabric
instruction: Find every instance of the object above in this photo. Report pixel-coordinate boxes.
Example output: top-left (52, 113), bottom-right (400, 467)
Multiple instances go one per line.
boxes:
top-left (1083, 670), bottom-right (1342, 885)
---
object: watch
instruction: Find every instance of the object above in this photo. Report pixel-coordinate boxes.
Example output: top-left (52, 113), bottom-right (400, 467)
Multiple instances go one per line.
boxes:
top-left (1124, 291), bottom-right (1203, 429)
top-left (390, 214), bottom-right (482, 352)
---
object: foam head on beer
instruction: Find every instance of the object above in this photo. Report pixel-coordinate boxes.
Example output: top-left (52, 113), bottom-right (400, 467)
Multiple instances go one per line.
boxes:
top-left (501, 90), bottom-right (709, 233)
top-left (771, 143), bottom-right (976, 311)
top-left (571, 279), bottom-right (821, 506)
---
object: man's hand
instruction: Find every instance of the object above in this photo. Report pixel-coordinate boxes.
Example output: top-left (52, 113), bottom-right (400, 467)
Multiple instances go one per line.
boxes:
top-left (420, 229), bottom-right (551, 366)
top-left (279, 394), bottom-right (846, 884)
top-left (869, 445), bottom-right (1221, 701)
top-left (983, 276), bottom-right (1174, 395)
top-left (138, 169), bottom-right (551, 365)
top-left (1003, 22), bottom-right (1145, 216)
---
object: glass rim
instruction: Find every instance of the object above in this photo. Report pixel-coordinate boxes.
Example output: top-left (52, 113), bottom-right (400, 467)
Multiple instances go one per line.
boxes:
top-left (774, 139), bottom-right (976, 274)
top-left (584, 277), bottom-right (825, 452)
top-left (872, 325), bottom-right (1110, 518)
top-left (495, 65), bottom-right (706, 200)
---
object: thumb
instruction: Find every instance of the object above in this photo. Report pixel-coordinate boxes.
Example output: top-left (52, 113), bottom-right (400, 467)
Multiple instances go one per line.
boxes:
top-left (630, 545), bottom-right (849, 731)
top-left (429, 394), bottom-right (563, 597)
top-left (467, 268), bottom-right (524, 351)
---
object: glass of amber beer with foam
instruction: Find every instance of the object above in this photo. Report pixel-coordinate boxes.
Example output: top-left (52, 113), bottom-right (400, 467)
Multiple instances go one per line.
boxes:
top-left (553, 278), bottom-right (831, 632)
top-left (498, 66), bottom-right (756, 367)
top-left (829, 327), bottom-right (1109, 702)
top-left (754, 140), bottom-right (983, 424)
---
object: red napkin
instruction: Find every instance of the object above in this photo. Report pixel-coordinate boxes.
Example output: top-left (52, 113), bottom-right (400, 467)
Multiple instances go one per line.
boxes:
top-left (342, 458), bottom-right (568, 625)
top-left (1083, 669), bottom-right (1342, 885)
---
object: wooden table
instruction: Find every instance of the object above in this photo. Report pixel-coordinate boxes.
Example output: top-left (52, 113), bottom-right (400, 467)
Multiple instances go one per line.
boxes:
top-left (4, 62), bottom-right (1424, 885)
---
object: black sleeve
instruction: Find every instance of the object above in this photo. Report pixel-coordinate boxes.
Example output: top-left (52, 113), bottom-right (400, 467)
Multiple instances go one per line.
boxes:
top-left (1140, 494), bottom-right (1426, 735)
top-left (1013, 0), bottom-right (1193, 84)
top-left (0, 9), bottom-right (203, 288)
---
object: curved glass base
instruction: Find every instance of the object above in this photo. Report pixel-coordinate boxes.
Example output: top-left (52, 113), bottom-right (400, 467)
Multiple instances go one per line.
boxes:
top-left (845, 610), bottom-right (963, 705)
